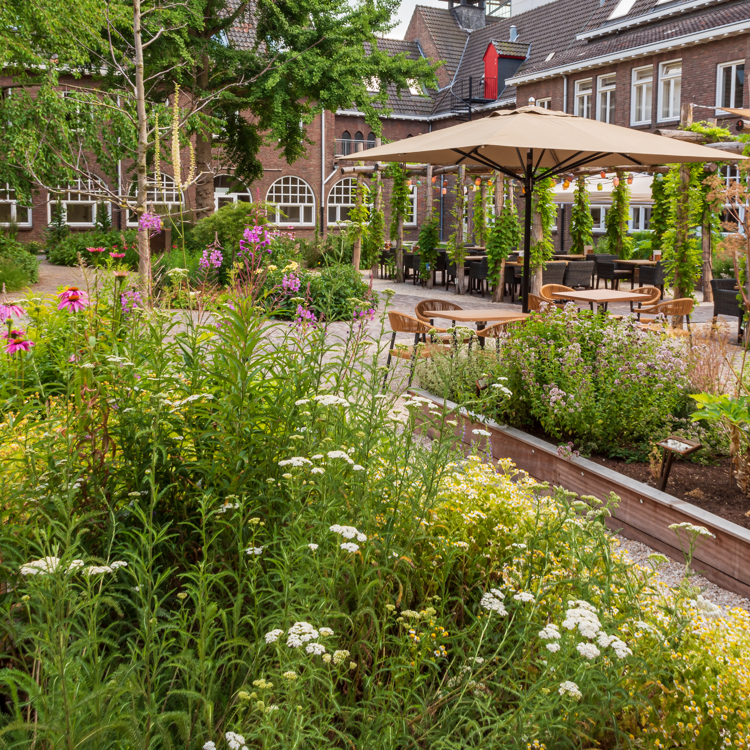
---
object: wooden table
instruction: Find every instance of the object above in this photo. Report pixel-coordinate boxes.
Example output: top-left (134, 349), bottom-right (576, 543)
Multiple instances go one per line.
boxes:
top-left (423, 308), bottom-right (529, 328)
top-left (549, 289), bottom-right (645, 312)
top-left (614, 258), bottom-right (657, 285)
top-left (465, 255), bottom-right (486, 262)
top-left (552, 254), bottom-right (585, 260)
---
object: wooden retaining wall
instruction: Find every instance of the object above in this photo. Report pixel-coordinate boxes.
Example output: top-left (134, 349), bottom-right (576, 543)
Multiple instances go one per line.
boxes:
top-left (409, 388), bottom-right (750, 600)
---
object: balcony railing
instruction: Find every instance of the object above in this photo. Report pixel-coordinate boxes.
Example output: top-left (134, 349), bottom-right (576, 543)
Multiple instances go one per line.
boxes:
top-left (334, 138), bottom-right (377, 157)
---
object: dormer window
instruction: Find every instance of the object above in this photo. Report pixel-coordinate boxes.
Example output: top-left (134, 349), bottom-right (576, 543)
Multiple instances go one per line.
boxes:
top-left (407, 79), bottom-right (423, 96)
top-left (608, 0), bottom-right (638, 20)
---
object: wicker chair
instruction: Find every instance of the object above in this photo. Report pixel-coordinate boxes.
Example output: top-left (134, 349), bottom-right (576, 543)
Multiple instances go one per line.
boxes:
top-left (595, 260), bottom-right (631, 290)
top-left (414, 299), bottom-right (463, 327)
top-left (637, 298), bottom-right (694, 334)
top-left (542, 262), bottom-right (567, 286)
top-left (476, 317), bottom-right (527, 351)
top-left (628, 285), bottom-right (661, 312)
top-left (540, 284), bottom-right (576, 306)
top-left (528, 294), bottom-right (550, 312)
top-left (411, 253), bottom-right (422, 286)
top-left (385, 311), bottom-right (449, 386)
top-left (563, 260), bottom-right (595, 289)
top-left (379, 249), bottom-right (394, 279)
top-left (469, 257), bottom-right (489, 297)
top-left (638, 262), bottom-right (665, 294)
top-left (711, 278), bottom-right (744, 341)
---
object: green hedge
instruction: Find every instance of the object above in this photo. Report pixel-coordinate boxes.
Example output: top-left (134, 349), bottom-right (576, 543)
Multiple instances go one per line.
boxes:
top-left (0, 236), bottom-right (40, 289)
top-left (46, 230), bottom-right (139, 268)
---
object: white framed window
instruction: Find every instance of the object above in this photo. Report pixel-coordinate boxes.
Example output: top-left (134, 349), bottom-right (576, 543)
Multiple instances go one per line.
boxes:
top-left (328, 178), bottom-right (356, 224)
top-left (50, 175), bottom-right (109, 227)
top-left (609, 0), bottom-right (637, 20)
top-left (596, 74), bottom-right (616, 123)
top-left (266, 176), bottom-right (315, 226)
top-left (590, 205), bottom-right (607, 233)
top-left (0, 184), bottom-right (32, 227)
top-left (536, 98), bottom-right (551, 109)
top-left (631, 66), bottom-right (653, 126)
top-left (407, 79), bottom-right (423, 96)
top-left (628, 205), bottom-right (652, 232)
top-left (574, 79), bottom-right (593, 118)
top-left (717, 61), bottom-right (745, 112)
top-left (126, 174), bottom-right (183, 226)
top-left (214, 175), bottom-right (251, 211)
top-left (658, 60), bottom-right (681, 122)
top-left (404, 185), bottom-right (418, 227)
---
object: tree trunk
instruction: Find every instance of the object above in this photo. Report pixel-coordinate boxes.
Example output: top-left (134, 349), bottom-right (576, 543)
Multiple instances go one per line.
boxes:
top-left (371, 174), bottom-right (382, 279)
top-left (426, 165), bottom-right (434, 289)
top-left (673, 165), bottom-right (692, 327)
top-left (133, 0), bottom-right (151, 295)
top-left (454, 165), bottom-right (465, 295)
top-left (530, 189), bottom-right (543, 296)
top-left (492, 173), bottom-right (505, 303)
top-left (479, 182), bottom-right (487, 247)
top-left (352, 172), bottom-right (363, 270)
top-left (193, 54), bottom-right (213, 221)
top-left (702, 209), bottom-right (713, 303)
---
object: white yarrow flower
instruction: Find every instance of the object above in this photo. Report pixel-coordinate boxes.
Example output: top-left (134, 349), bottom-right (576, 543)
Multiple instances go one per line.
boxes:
top-left (306, 642), bottom-right (327, 655)
top-left (558, 681), bottom-right (582, 700)
top-left (576, 642), bottom-right (600, 660)
top-left (265, 629), bottom-right (284, 644)
top-left (340, 542), bottom-right (359, 553)
top-left (308, 543), bottom-right (319, 551)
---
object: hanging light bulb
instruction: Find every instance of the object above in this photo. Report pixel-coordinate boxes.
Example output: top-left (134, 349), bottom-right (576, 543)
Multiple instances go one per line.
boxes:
top-left (627, 174), bottom-right (634, 185)
top-left (475, 177), bottom-right (481, 186)
top-left (563, 179), bottom-right (570, 190)
top-left (406, 178), bottom-right (412, 186)
top-left (442, 187), bottom-right (447, 194)
top-left (431, 175), bottom-right (437, 183)
top-left (597, 183), bottom-right (603, 191)
top-left (612, 176), bottom-right (620, 187)
top-left (656, 173), bottom-right (663, 182)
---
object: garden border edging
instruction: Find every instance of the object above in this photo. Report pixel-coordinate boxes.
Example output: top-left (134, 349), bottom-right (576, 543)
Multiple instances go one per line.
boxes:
top-left (409, 387), bottom-right (750, 600)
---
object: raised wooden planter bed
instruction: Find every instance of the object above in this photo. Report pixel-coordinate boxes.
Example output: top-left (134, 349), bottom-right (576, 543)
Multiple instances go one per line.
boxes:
top-left (410, 387), bottom-right (750, 600)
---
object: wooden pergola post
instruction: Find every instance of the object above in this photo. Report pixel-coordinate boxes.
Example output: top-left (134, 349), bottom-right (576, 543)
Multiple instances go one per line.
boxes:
top-left (395, 163), bottom-right (405, 283)
top-left (352, 171), bottom-right (363, 271)
top-left (454, 165), bottom-right (466, 295)
top-left (492, 172), bottom-right (505, 303)
top-left (426, 164), bottom-right (434, 289)
top-left (372, 172), bottom-right (382, 279)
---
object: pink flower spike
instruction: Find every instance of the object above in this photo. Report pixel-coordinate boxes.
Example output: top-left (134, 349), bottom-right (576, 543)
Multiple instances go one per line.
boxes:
top-left (0, 304), bottom-right (24, 319)
top-left (110, 252), bottom-right (125, 258)
top-left (3, 329), bottom-right (34, 354)
top-left (58, 292), bottom-right (89, 313)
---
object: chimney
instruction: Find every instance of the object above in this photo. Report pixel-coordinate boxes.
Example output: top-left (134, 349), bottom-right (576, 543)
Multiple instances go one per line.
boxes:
top-left (450, 0), bottom-right (486, 31)
top-left (509, 25), bottom-right (518, 41)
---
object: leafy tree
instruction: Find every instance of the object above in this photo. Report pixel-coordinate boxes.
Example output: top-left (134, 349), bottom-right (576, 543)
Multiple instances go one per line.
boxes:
top-left (650, 173), bottom-right (670, 253)
top-left (570, 176), bottom-right (593, 254)
top-left (487, 179), bottom-right (520, 294)
top-left (604, 172), bottom-right (632, 259)
top-left (418, 209), bottom-right (440, 280)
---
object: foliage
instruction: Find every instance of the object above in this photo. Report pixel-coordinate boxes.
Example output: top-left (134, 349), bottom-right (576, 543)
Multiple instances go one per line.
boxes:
top-left (46, 230), bottom-right (139, 268)
top-left (604, 174), bottom-right (632, 259)
top-left (44, 199), bottom-right (70, 251)
top-left (446, 175), bottom-right (466, 267)
top-left (0, 234), bottom-right (40, 286)
top-left (471, 182), bottom-right (486, 246)
top-left (570, 176), bottom-right (593, 254)
top-left (363, 176), bottom-right (385, 270)
top-left (486, 180), bottom-right (520, 283)
top-left (418, 209), bottom-right (440, 279)
top-left (189, 200), bottom-right (258, 264)
top-left (630, 230), bottom-right (655, 259)
top-left (530, 177), bottom-right (556, 269)
top-left (683, 120), bottom-right (733, 143)
top-left (418, 305), bottom-right (692, 456)
top-left (386, 163), bottom-right (411, 243)
top-left (650, 174), bottom-right (670, 253)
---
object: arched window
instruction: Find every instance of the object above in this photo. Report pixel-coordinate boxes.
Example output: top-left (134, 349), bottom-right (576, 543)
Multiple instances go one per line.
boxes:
top-left (367, 132), bottom-right (376, 148)
top-left (0, 184), bottom-right (32, 228)
top-left (355, 131), bottom-right (364, 152)
top-left (49, 174), bottom-right (109, 227)
top-left (214, 175), bottom-right (252, 211)
top-left (266, 176), bottom-right (315, 226)
top-left (341, 130), bottom-right (352, 156)
top-left (126, 174), bottom-right (183, 226)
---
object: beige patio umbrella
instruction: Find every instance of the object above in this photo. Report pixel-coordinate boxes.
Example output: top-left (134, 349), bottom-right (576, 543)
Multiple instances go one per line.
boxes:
top-left (340, 105), bottom-right (745, 311)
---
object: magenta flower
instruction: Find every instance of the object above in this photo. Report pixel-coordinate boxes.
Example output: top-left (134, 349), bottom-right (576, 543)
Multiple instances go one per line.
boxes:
top-left (138, 212), bottom-right (162, 235)
top-left (199, 247), bottom-right (223, 270)
top-left (87, 247), bottom-right (106, 253)
top-left (57, 288), bottom-right (89, 312)
top-left (3, 329), bottom-right (34, 354)
top-left (110, 252), bottom-right (126, 259)
top-left (0, 303), bottom-right (24, 320)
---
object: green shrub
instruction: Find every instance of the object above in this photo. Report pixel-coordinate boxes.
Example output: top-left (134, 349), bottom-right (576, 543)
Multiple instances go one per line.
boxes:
top-left (190, 201), bottom-right (264, 263)
top-left (0, 256), bottom-right (30, 290)
top-left (46, 230), bottom-right (138, 268)
top-left (0, 235), bottom-right (40, 285)
top-left (22, 240), bottom-right (45, 256)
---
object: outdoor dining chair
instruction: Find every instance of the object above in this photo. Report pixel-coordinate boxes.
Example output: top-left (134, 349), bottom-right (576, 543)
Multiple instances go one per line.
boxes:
top-left (595, 260), bottom-right (630, 290)
top-left (527, 294), bottom-right (549, 312)
top-left (540, 284), bottom-right (576, 307)
top-left (475, 317), bottom-right (527, 352)
top-left (636, 298), bottom-right (694, 336)
top-left (638, 261), bottom-right (665, 294)
top-left (628, 285), bottom-right (661, 312)
top-left (414, 299), bottom-right (463, 328)
top-left (563, 260), bottom-right (595, 289)
top-left (469, 257), bottom-right (489, 297)
top-left (711, 278), bottom-right (744, 341)
top-left (385, 311), bottom-right (449, 387)
top-left (542, 262), bottom-right (567, 286)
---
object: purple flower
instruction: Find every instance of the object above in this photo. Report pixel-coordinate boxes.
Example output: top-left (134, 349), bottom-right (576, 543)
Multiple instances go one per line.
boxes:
top-left (57, 288), bottom-right (89, 312)
top-left (121, 289), bottom-right (143, 315)
top-left (294, 304), bottom-right (317, 329)
top-left (199, 247), bottom-right (223, 270)
top-left (138, 212), bottom-right (162, 235)
top-left (0, 303), bottom-right (24, 320)
top-left (281, 274), bottom-right (301, 293)
top-left (3, 329), bottom-right (34, 354)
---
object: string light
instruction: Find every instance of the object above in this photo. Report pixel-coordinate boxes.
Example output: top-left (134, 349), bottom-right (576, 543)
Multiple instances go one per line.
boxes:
top-left (442, 187), bottom-right (447, 194)
top-left (597, 183), bottom-right (603, 191)
top-left (563, 180), bottom-right (570, 189)
top-left (431, 176), bottom-right (437, 183)
top-left (600, 170), bottom-right (606, 179)
top-left (475, 177), bottom-right (481, 186)
top-left (612, 176), bottom-right (620, 187)
top-left (627, 174), bottom-right (634, 185)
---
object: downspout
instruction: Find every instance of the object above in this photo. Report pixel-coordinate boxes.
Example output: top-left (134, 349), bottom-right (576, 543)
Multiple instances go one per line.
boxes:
top-left (321, 110), bottom-right (326, 233)
top-left (562, 75), bottom-right (568, 113)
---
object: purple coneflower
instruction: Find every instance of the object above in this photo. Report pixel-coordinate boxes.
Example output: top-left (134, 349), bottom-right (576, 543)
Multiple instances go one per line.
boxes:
top-left (0, 303), bottom-right (24, 320)
top-left (87, 247), bottom-right (106, 253)
top-left (3, 329), bottom-right (34, 354)
top-left (57, 288), bottom-right (89, 312)
top-left (110, 252), bottom-right (126, 258)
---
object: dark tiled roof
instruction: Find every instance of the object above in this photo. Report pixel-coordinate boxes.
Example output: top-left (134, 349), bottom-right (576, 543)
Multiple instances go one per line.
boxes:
top-left (519, 0), bottom-right (750, 77)
top-left (414, 6), bottom-right (470, 79)
top-left (582, 0), bottom-right (694, 32)
top-left (491, 40), bottom-right (532, 57)
top-left (225, 0), bottom-right (257, 51)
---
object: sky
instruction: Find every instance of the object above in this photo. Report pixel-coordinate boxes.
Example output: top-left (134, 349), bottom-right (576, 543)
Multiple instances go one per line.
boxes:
top-left (390, 0), bottom-right (445, 39)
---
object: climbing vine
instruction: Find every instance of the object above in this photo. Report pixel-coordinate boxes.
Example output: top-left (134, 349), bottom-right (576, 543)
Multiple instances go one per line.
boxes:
top-left (530, 177), bottom-right (556, 270)
top-left (650, 173), bottom-right (670, 253)
top-left (472, 181), bottom-right (487, 246)
top-left (604, 172), bottom-right (632, 258)
top-left (570, 176), bottom-right (593, 254)
top-left (486, 179), bottom-right (520, 282)
top-left (418, 208), bottom-right (440, 279)
top-left (386, 163), bottom-right (411, 242)
top-left (363, 174), bottom-right (385, 270)
top-left (447, 175), bottom-right (466, 267)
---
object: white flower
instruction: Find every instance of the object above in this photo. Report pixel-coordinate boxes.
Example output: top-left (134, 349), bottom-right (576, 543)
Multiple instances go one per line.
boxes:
top-left (562, 601), bottom-right (601, 639)
top-left (480, 590), bottom-right (507, 616)
top-left (278, 456), bottom-right (312, 467)
top-left (246, 547), bottom-right (264, 556)
top-left (67, 559), bottom-right (85, 572)
top-left (319, 627), bottom-right (334, 636)
top-left (340, 542), bottom-right (359, 553)
top-left (265, 629), bottom-right (284, 644)
top-left (203, 742), bottom-right (216, 750)
top-left (311, 454), bottom-right (324, 460)
top-left (283, 671), bottom-right (297, 680)
top-left (352, 465), bottom-right (365, 472)
top-left (308, 543), bottom-right (319, 551)
top-left (286, 622), bottom-right (319, 648)
top-left (313, 394), bottom-right (350, 407)
top-left (310, 467), bottom-right (325, 475)
top-left (513, 592), bottom-right (535, 602)
top-left (110, 560), bottom-right (127, 569)
top-left (20, 557), bottom-right (61, 576)
top-left (84, 565), bottom-right (113, 576)
top-left (472, 429), bottom-right (491, 437)
top-left (326, 450), bottom-right (354, 465)
top-left (225, 732), bottom-right (248, 750)
top-left (558, 681), bottom-right (582, 700)
top-left (295, 398), bottom-right (310, 406)
top-left (576, 642), bottom-right (600, 660)
top-left (491, 383), bottom-right (512, 396)
top-left (265, 704), bottom-right (279, 713)
top-left (696, 595), bottom-right (722, 619)
top-left (329, 525), bottom-right (367, 542)
top-left (538, 624), bottom-right (561, 640)
top-left (546, 642), bottom-right (561, 653)
top-left (333, 649), bottom-right (350, 665)
top-left (306, 642), bottom-right (327, 655)
top-left (668, 522), bottom-right (715, 538)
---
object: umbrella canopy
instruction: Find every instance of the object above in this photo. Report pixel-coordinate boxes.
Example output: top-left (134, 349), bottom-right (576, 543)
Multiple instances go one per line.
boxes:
top-left (722, 107), bottom-right (750, 119)
top-left (341, 106), bottom-right (745, 310)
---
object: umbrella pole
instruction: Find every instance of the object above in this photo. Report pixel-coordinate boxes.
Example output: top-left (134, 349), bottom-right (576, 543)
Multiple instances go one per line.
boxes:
top-left (521, 151), bottom-right (533, 314)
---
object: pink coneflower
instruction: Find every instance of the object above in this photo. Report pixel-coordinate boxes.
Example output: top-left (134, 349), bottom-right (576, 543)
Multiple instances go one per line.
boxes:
top-left (59, 286), bottom-right (83, 301)
top-left (110, 252), bottom-right (125, 258)
top-left (87, 247), bottom-right (106, 253)
top-left (3, 329), bottom-right (34, 354)
top-left (57, 289), bottom-right (89, 312)
top-left (0, 303), bottom-right (24, 320)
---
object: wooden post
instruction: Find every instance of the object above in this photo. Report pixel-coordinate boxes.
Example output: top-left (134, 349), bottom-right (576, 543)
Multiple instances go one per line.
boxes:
top-left (455, 165), bottom-right (466, 295)
top-left (352, 171), bottom-right (363, 271)
top-left (372, 173), bottom-right (382, 279)
top-left (492, 173), bottom-right (505, 303)
top-left (426, 165), bottom-right (434, 289)
top-left (479, 181), bottom-right (487, 247)
top-left (395, 163), bottom-right (405, 283)
top-left (530, 186), bottom-right (543, 296)
top-left (702, 207), bottom-right (713, 303)
top-left (673, 164), bottom-right (692, 328)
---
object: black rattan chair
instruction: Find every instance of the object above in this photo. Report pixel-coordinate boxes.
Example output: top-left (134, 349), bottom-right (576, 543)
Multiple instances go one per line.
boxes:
top-left (638, 261), bottom-right (665, 294)
top-left (563, 260), bottom-right (595, 289)
top-left (711, 278), bottom-right (744, 341)
top-left (542, 262), bottom-right (567, 286)
top-left (596, 260), bottom-right (630, 290)
top-left (469, 257), bottom-right (489, 297)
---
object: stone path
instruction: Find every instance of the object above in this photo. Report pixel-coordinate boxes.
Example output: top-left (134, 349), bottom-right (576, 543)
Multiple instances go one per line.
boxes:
top-left (6, 257), bottom-right (84, 301)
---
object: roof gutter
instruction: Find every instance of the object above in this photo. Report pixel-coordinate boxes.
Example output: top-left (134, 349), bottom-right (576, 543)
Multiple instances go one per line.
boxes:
top-left (506, 17), bottom-right (750, 85)
top-left (335, 95), bottom-right (516, 123)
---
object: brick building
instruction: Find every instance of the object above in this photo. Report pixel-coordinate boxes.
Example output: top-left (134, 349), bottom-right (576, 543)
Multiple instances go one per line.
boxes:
top-left (3, 0), bottom-right (748, 247)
